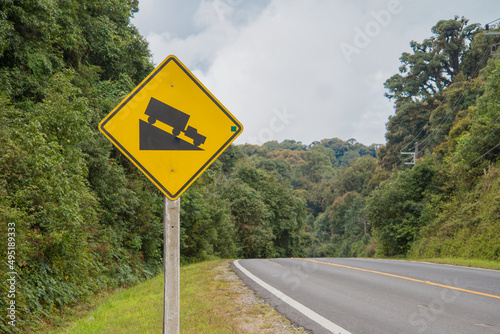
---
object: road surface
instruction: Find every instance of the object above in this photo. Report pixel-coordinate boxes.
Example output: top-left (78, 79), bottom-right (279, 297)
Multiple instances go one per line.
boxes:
top-left (232, 258), bottom-right (500, 334)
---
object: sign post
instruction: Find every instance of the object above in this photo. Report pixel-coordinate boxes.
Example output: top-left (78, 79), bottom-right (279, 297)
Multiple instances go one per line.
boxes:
top-left (163, 196), bottom-right (180, 333)
top-left (98, 55), bottom-right (243, 334)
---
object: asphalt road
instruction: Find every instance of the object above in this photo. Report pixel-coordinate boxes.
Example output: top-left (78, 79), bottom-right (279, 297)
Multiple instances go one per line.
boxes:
top-left (232, 258), bottom-right (500, 334)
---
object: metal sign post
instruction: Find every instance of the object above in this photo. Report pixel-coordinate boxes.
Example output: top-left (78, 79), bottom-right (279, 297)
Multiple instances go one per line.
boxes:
top-left (163, 196), bottom-right (180, 334)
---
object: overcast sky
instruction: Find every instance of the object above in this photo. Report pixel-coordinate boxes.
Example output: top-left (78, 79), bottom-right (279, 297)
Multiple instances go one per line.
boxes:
top-left (131, 0), bottom-right (499, 146)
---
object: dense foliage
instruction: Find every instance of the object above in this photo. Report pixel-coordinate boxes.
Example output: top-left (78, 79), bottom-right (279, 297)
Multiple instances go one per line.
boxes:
top-left (0, 1), bottom-right (308, 331)
top-left (371, 18), bottom-right (500, 259)
top-left (0, 1), bottom-right (162, 332)
top-left (0, 4), bottom-right (499, 332)
top-left (236, 17), bottom-right (500, 261)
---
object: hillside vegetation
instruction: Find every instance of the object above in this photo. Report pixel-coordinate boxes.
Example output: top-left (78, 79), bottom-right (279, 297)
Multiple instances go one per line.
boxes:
top-left (0, 2), bottom-right (498, 332)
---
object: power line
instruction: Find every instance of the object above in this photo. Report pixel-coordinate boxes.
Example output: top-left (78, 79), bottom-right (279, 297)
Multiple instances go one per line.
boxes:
top-left (463, 116), bottom-right (500, 165)
top-left (403, 41), bottom-right (493, 153)
top-left (485, 17), bottom-right (500, 26)
top-left (469, 141), bottom-right (500, 165)
top-left (412, 18), bottom-right (500, 167)
top-left (397, 19), bottom-right (499, 161)
top-left (404, 39), bottom-right (495, 156)
top-left (485, 17), bottom-right (500, 35)
top-left (404, 17), bottom-right (500, 153)
top-left (400, 121), bottom-right (426, 152)
top-left (463, 20), bottom-right (500, 165)
top-left (422, 43), bottom-right (492, 149)
top-left (401, 141), bottom-right (418, 165)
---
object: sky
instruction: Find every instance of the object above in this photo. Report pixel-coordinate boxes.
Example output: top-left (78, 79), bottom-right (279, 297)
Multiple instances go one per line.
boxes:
top-left (131, 0), bottom-right (500, 146)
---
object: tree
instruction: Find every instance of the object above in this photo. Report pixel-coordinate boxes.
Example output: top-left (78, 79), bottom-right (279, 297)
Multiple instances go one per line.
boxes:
top-left (385, 17), bottom-right (481, 103)
top-left (220, 162), bottom-right (307, 258)
top-left (380, 17), bottom-right (489, 170)
top-left (366, 162), bottom-right (437, 256)
top-left (0, 0), bottom-right (153, 103)
top-left (0, 1), bottom-right (157, 331)
top-left (180, 166), bottom-right (237, 263)
top-left (454, 59), bottom-right (500, 165)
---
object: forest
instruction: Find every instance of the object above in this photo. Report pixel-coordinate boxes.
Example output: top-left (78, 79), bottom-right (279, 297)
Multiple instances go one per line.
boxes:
top-left (0, 1), bottom-right (499, 332)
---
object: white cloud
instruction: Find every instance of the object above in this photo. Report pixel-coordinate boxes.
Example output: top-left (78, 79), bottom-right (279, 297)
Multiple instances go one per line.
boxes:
top-left (132, 0), bottom-right (500, 146)
top-left (191, 0), bottom-right (395, 145)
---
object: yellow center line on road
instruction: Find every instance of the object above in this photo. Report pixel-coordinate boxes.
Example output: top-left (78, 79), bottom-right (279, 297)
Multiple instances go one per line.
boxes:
top-left (294, 258), bottom-right (500, 301)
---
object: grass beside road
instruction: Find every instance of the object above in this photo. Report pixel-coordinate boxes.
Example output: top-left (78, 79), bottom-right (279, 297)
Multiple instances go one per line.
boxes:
top-left (47, 265), bottom-right (163, 334)
top-left (406, 257), bottom-right (500, 270)
top-left (46, 260), bottom-right (307, 334)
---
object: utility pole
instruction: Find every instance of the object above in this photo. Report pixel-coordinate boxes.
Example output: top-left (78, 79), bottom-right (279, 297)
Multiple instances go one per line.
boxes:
top-left (374, 144), bottom-right (382, 158)
top-left (485, 20), bottom-right (500, 55)
top-left (485, 22), bottom-right (500, 36)
top-left (401, 141), bottom-right (418, 165)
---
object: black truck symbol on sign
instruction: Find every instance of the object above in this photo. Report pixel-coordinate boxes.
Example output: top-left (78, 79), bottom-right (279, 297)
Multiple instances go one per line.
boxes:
top-left (144, 97), bottom-right (206, 147)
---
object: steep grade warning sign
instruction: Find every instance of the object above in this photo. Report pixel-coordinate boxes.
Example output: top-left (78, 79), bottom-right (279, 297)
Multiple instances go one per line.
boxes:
top-left (99, 55), bottom-right (243, 200)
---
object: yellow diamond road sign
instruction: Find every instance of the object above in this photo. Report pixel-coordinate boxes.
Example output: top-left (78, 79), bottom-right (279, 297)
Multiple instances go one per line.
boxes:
top-left (99, 55), bottom-right (243, 200)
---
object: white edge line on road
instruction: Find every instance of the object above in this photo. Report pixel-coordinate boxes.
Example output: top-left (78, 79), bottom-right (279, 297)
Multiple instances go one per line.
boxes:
top-left (233, 260), bottom-right (352, 334)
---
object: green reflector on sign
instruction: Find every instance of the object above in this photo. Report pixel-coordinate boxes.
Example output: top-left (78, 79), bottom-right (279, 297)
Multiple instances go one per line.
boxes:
top-left (231, 126), bottom-right (237, 132)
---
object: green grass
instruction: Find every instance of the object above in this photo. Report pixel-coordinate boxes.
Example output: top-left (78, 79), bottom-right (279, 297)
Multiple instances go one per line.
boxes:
top-left (178, 261), bottom-right (241, 334)
top-left (49, 269), bottom-right (164, 334)
top-left (44, 260), bottom-right (303, 334)
top-left (406, 257), bottom-right (500, 270)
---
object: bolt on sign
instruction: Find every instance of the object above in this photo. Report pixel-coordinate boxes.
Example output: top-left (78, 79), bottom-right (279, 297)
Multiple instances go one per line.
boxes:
top-left (99, 55), bottom-right (243, 199)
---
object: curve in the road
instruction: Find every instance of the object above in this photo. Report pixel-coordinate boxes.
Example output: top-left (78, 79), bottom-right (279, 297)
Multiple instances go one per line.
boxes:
top-left (296, 258), bottom-right (500, 300)
top-left (234, 258), bottom-right (500, 333)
